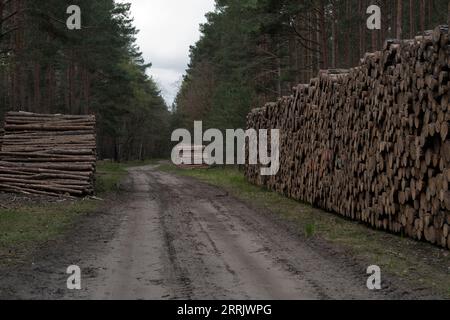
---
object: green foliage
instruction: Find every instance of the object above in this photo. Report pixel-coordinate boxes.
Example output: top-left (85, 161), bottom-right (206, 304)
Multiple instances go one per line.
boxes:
top-left (305, 223), bottom-right (316, 238)
top-left (95, 161), bottom-right (129, 194)
top-left (0, 0), bottom-right (170, 161)
top-left (173, 0), bottom-right (450, 132)
top-left (95, 160), bottom-right (159, 193)
top-left (0, 200), bottom-right (97, 264)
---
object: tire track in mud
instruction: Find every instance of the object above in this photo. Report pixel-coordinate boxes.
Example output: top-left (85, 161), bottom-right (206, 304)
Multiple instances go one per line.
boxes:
top-left (0, 165), bottom-right (439, 300)
top-left (144, 168), bottom-right (435, 300)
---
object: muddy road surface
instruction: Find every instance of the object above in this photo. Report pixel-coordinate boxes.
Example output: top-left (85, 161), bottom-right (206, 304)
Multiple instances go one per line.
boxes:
top-left (0, 165), bottom-right (432, 300)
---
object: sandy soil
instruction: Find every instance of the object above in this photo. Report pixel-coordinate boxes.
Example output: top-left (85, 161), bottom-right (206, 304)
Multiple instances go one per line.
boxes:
top-left (0, 165), bottom-right (439, 300)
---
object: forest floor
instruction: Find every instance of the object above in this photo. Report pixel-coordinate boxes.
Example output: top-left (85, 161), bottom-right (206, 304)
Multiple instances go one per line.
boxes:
top-left (0, 163), bottom-right (448, 299)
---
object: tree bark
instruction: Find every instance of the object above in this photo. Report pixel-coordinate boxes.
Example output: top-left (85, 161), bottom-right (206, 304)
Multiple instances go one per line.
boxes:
top-left (420, 0), bottom-right (425, 34)
top-left (396, 0), bottom-right (403, 39)
top-left (410, 0), bottom-right (414, 38)
top-left (319, 0), bottom-right (328, 69)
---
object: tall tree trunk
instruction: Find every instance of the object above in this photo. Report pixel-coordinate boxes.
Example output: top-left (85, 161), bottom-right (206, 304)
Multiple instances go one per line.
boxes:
top-left (65, 65), bottom-right (70, 112)
top-left (331, 2), bottom-right (337, 68)
top-left (419, 0), bottom-right (425, 34)
top-left (358, 0), bottom-right (363, 63)
top-left (33, 61), bottom-right (40, 112)
top-left (302, 30), bottom-right (307, 82)
top-left (428, 0), bottom-right (433, 28)
top-left (316, 10), bottom-right (321, 72)
top-left (345, 0), bottom-right (351, 67)
top-left (448, 1), bottom-right (450, 28)
top-left (11, 0), bottom-right (22, 111)
top-left (17, 0), bottom-right (26, 111)
top-left (319, 0), bottom-right (328, 69)
top-left (19, 67), bottom-right (25, 111)
top-left (0, 0), bottom-right (4, 35)
top-left (46, 65), bottom-right (54, 113)
top-left (371, 27), bottom-right (377, 51)
top-left (396, 0), bottom-right (403, 39)
top-left (276, 56), bottom-right (281, 97)
top-left (371, 0), bottom-right (377, 50)
top-left (392, 0), bottom-right (397, 39)
top-left (381, 0), bottom-right (388, 47)
top-left (84, 69), bottom-right (90, 114)
top-left (409, 0), bottom-right (414, 38)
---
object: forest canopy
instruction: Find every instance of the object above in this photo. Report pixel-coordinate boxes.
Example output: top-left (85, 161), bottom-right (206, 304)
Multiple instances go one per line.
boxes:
top-left (0, 0), bottom-right (170, 161)
top-left (1, 1), bottom-right (449, 160)
top-left (173, 0), bottom-right (450, 131)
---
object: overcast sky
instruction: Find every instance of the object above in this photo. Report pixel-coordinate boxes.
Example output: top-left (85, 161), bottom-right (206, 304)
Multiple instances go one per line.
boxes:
top-left (119, 0), bottom-right (216, 106)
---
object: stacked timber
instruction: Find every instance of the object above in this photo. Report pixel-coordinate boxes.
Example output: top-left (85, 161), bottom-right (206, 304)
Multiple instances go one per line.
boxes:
top-left (174, 145), bottom-right (210, 169)
top-left (0, 111), bottom-right (96, 197)
top-left (245, 25), bottom-right (450, 249)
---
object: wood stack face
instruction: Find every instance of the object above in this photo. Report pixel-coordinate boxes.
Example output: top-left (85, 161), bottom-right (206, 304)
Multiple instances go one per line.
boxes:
top-left (0, 111), bottom-right (97, 197)
top-left (245, 26), bottom-right (450, 249)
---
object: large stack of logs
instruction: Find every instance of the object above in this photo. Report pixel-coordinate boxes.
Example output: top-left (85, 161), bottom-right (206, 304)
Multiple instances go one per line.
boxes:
top-left (245, 26), bottom-right (450, 249)
top-left (0, 111), bottom-right (96, 197)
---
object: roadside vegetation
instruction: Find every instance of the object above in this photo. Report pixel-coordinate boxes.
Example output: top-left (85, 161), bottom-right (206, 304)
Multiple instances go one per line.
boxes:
top-left (0, 161), bottom-right (152, 266)
top-left (0, 200), bottom-right (97, 266)
top-left (159, 163), bottom-right (450, 298)
top-left (95, 161), bottom-right (131, 194)
top-left (2, 160), bottom-right (449, 297)
top-left (0, 1), bottom-right (171, 162)
top-left (95, 160), bottom-right (159, 194)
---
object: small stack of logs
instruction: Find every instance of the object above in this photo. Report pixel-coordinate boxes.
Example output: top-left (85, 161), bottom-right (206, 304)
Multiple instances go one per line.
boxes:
top-left (0, 111), bottom-right (96, 197)
top-left (245, 25), bottom-right (450, 249)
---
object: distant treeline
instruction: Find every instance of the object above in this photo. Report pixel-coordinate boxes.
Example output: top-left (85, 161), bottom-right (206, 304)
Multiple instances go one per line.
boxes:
top-left (0, 0), bottom-right (171, 161)
top-left (174, 0), bottom-right (450, 131)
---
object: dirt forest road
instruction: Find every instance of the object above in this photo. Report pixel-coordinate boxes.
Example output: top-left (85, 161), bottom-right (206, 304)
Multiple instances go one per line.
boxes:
top-left (0, 165), bottom-right (433, 300)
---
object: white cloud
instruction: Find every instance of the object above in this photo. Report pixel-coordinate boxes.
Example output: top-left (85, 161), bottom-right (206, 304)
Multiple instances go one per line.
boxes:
top-left (119, 0), bottom-right (216, 106)
top-left (151, 67), bottom-right (183, 104)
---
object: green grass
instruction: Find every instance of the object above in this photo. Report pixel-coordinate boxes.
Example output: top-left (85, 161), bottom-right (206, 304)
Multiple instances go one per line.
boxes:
top-left (95, 160), bottom-right (158, 194)
top-left (0, 200), bottom-right (97, 265)
top-left (159, 164), bottom-right (450, 298)
top-left (305, 223), bottom-right (316, 238)
top-left (0, 160), bottom-right (156, 266)
top-left (95, 161), bottom-right (129, 194)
